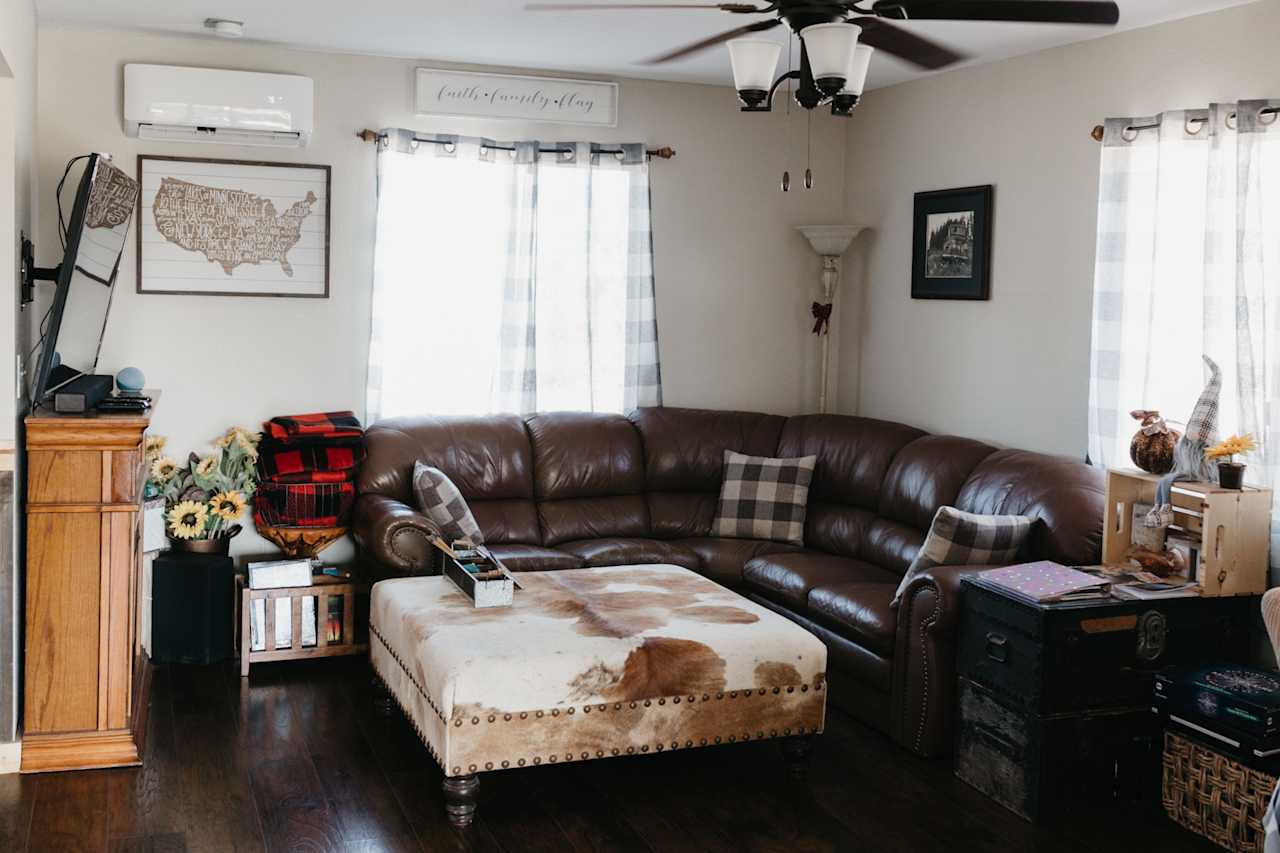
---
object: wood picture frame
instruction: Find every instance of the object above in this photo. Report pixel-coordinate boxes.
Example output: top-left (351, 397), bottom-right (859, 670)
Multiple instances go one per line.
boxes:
top-left (136, 155), bottom-right (331, 298)
top-left (911, 185), bottom-right (993, 300)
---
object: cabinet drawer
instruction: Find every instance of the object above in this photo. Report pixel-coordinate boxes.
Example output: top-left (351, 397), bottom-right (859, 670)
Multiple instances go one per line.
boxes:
top-left (957, 607), bottom-right (1044, 709)
top-left (110, 447), bottom-right (145, 504)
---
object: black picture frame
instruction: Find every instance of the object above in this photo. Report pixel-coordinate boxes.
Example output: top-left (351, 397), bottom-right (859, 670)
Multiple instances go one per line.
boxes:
top-left (911, 185), bottom-right (993, 300)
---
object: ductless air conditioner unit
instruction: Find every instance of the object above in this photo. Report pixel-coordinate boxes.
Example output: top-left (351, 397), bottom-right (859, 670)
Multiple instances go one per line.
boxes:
top-left (124, 64), bottom-right (314, 148)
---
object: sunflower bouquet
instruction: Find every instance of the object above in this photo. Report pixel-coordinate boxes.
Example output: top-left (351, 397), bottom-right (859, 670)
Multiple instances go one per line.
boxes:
top-left (144, 426), bottom-right (262, 542)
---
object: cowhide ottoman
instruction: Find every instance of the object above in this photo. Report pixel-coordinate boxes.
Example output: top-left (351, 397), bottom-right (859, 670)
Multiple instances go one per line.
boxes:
top-left (369, 563), bottom-right (827, 827)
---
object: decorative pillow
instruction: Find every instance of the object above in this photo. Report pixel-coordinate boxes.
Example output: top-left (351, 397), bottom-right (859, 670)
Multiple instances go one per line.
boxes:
top-left (711, 449), bottom-right (817, 546)
top-left (412, 462), bottom-right (484, 547)
top-left (893, 506), bottom-right (1033, 606)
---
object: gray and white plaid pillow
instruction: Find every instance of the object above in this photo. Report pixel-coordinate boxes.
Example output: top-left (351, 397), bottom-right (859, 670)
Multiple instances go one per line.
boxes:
top-left (412, 462), bottom-right (484, 547)
top-left (893, 506), bottom-right (1033, 606)
top-left (711, 450), bottom-right (817, 546)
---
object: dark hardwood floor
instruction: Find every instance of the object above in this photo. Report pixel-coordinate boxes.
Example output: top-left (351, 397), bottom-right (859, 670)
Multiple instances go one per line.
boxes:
top-left (0, 658), bottom-right (1217, 852)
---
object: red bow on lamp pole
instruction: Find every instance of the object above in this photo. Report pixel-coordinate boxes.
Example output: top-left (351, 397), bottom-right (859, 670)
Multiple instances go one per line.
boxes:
top-left (811, 302), bottom-right (833, 335)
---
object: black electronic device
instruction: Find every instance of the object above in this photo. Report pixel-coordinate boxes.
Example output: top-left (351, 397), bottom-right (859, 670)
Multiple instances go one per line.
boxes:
top-left (25, 153), bottom-right (140, 410)
top-left (95, 394), bottom-right (151, 413)
top-left (52, 373), bottom-right (114, 413)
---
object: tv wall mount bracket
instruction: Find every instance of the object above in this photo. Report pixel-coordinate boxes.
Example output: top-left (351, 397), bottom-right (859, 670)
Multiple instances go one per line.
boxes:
top-left (21, 234), bottom-right (61, 306)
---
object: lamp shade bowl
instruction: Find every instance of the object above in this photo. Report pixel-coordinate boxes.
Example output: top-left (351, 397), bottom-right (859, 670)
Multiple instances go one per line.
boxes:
top-left (800, 23), bottom-right (859, 95)
top-left (727, 38), bottom-right (782, 93)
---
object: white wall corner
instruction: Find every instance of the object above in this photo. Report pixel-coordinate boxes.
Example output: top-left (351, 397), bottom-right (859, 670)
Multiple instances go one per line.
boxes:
top-left (0, 739), bottom-right (20, 774)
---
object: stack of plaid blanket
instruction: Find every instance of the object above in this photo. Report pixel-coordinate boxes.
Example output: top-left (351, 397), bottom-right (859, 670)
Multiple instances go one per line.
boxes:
top-left (254, 411), bottom-right (366, 528)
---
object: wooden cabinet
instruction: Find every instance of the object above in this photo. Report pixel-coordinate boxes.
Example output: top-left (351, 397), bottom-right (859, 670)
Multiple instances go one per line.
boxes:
top-left (21, 398), bottom-right (155, 773)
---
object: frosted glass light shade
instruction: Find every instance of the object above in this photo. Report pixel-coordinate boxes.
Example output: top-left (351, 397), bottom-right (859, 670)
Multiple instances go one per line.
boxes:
top-left (727, 39), bottom-right (782, 92)
top-left (839, 44), bottom-right (874, 97)
top-left (800, 23), bottom-right (859, 88)
top-left (797, 225), bottom-right (862, 257)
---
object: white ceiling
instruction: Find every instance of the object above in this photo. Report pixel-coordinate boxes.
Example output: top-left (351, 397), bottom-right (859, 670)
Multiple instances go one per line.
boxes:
top-left (37, 0), bottom-right (1256, 90)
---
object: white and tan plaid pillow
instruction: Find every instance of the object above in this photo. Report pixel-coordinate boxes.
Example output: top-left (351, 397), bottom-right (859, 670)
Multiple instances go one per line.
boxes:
top-left (892, 506), bottom-right (1033, 606)
top-left (711, 450), bottom-right (817, 546)
top-left (412, 462), bottom-right (484, 547)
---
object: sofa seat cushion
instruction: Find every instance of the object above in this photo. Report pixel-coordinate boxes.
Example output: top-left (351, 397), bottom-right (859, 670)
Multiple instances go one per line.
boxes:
top-left (807, 581), bottom-right (898, 657)
top-left (674, 537), bottom-right (803, 588)
top-left (744, 552), bottom-right (897, 612)
top-left (557, 538), bottom-right (701, 570)
top-left (484, 544), bottom-right (584, 572)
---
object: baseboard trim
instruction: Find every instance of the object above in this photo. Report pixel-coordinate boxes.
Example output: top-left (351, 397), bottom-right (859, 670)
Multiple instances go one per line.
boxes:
top-left (0, 741), bottom-right (21, 774)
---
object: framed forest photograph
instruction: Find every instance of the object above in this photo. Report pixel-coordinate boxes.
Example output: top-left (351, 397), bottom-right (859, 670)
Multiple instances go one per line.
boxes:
top-left (137, 155), bottom-right (331, 298)
top-left (911, 184), bottom-right (993, 300)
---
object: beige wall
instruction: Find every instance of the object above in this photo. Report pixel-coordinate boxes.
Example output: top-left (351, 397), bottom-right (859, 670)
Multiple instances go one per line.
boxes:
top-left (840, 0), bottom-right (1280, 457)
top-left (35, 24), bottom-right (847, 559)
top-left (0, 0), bottom-right (36, 752)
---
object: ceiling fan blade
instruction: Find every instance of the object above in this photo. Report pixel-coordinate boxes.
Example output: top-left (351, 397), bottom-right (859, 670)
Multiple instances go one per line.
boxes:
top-left (852, 17), bottom-right (966, 70)
top-left (525, 3), bottom-right (766, 11)
top-left (873, 0), bottom-right (1119, 25)
top-left (643, 18), bottom-right (782, 64)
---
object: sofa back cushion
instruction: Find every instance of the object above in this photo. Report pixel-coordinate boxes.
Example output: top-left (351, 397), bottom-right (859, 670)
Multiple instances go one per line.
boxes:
top-left (525, 412), bottom-right (649, 545)
top-left (359, 415), bottom-right (541, 544)
top-left (777, 415), bottom-right (926, 559)
top-left (955, 449), bottom-right (1105, 566)
top-left (864, 435), bottom-right (998, 574)
top-left (629, 407), bottom-right (786, 539)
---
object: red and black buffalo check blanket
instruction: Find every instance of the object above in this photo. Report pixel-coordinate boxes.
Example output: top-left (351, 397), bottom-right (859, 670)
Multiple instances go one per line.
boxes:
top-left (265, 411), bottom-right (363, 442)
top-left (257, 438), bottom-right (365, 484)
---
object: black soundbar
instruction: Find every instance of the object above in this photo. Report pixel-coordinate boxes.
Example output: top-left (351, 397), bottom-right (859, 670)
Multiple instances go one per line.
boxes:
top-left (53, 374), bottom-right (113, 413)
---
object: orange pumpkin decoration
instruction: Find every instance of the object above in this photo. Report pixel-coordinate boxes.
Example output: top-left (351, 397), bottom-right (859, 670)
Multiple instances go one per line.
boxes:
top-left (1129, 410), bottom-right (1179, 474)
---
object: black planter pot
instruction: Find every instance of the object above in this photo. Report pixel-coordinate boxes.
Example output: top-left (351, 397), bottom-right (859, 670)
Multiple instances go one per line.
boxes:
top-left (1218, 462), bottom-right (1246, 490)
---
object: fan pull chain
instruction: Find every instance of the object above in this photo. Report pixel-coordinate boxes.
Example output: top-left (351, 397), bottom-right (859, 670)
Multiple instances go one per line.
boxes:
top-left (805, 110), bottom-right (813, 189)
top-left (781, 32), bottom-right (793, 193)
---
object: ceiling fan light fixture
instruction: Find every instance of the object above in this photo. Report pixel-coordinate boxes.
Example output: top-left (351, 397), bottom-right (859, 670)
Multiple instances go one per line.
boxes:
top-left (840, 44), bottom-right (874, 98)
top-left (800, 23), bottom-right (858, 97)
top-left (727, 38), bottom-right (782, 107)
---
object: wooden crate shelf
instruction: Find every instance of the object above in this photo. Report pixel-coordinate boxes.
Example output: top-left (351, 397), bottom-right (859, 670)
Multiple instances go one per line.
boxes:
top-left (1103, 468), bottom-right (1272, 597)
top-left (238, 574), bottom-right (368, 676)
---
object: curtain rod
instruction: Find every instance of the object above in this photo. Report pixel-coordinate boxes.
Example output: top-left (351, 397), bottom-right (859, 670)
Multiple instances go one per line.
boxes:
top-left (356, 129), bottom-right (675, 160)
top-left (1090, 105), bottom-right (1280, 141)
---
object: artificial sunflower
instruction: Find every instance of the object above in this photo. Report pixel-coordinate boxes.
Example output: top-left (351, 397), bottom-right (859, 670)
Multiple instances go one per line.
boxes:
top-left (209, 490), bottom-right (247, 522)
top-left (167, 500), bottom-right (208, 539)
top-left (194, 455), bottom-right (219, 477)
top-left (150, 456), bottom-right (178, 482)
top-left (1206, 433), bottom-right (1258, 461)
top-left (144, 435), bottom-right (167, 456)
top-left (234, 432), bottom-right (259, 461)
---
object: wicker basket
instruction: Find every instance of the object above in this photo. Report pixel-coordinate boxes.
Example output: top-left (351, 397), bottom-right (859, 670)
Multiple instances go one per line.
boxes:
top-left (1163, 730), bottom-right (1278, 852)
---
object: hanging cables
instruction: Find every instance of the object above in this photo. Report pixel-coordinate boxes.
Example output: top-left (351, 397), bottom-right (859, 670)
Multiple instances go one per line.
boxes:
top-left (55, 155), bottom-right (91, 250)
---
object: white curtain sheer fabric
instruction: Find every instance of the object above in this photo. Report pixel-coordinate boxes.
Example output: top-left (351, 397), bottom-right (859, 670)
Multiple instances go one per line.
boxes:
top-left (367, 130), bottom-right (662, 421)
top-left (1088, 100), bottom-right (1280, 558)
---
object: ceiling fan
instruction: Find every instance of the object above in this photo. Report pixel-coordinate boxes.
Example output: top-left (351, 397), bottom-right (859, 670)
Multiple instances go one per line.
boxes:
top-left (526, 1), bottom-right (1120, 115)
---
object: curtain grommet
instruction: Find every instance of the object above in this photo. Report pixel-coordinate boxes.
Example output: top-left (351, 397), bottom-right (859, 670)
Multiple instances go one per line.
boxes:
top-left (1226, 111), bottom-right (1238, 130)
top-left (1185, 117), bottom-right (1206, 136)
top-left (1121, 126), bottom-right (1139, 143)
top-left (1260, 108), bottom-right (1278, 127)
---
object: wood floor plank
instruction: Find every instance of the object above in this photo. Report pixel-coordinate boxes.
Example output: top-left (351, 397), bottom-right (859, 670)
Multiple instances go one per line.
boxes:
top-left (27, 771), bottom-right (111, 853)
top-left (0, 769), bottom-right (38, 853)
top-left (167, 665), bottom-right (265, 852)
top-left (106, 667), bottom-right (186, 845)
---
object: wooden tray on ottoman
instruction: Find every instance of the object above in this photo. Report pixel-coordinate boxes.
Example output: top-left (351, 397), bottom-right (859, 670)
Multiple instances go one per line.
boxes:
top-left (369, 564), bottom-right (828, 827)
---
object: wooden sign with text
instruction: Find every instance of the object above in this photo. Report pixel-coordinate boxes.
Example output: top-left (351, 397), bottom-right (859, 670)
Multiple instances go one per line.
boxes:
top-left (415, 68), bottom-right (618, 127)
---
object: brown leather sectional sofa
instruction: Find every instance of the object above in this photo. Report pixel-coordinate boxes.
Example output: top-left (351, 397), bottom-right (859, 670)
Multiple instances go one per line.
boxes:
top-left (353, 407), bottom-right (1104, 757)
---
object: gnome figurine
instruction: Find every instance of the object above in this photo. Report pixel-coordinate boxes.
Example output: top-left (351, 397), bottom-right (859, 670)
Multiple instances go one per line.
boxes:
top-left (1145, 355), bottom-right (1222, 528)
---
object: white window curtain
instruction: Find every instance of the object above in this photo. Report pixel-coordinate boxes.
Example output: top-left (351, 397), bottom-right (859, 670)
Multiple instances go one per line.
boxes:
top-left (1087, 100), bottom-right (1280, 559)
top-left (367, 130), bottom-right (663, 420)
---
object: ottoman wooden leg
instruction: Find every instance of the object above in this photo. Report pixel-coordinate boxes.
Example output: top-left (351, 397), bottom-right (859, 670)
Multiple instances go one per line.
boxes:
top-left (781, 735), bottom-right (815, 781)
top-left (443, 774), bottom-right (480, 828)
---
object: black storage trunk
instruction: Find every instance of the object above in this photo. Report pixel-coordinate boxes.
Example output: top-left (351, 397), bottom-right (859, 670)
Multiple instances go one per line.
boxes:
top-left (152, 552), bottom-right (235, 665)
top-left (955, 577), bottom-right (1257, 821)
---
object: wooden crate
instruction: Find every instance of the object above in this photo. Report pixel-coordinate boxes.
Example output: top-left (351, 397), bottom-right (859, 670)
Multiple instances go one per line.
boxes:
top-left (238, 574), bottom-right (368, 676)
top-left (1103, 469), bottom-right (1272, 597)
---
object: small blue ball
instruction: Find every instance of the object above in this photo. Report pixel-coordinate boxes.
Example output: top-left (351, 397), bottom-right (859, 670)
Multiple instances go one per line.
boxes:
top-left (116, 366), bottom-right (145, 392)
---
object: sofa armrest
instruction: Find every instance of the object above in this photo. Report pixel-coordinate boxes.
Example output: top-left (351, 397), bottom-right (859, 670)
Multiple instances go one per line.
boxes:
top-left (891, 564), bottom-right (997, 757)
top-left (351, 493), bottom-right (440, 578)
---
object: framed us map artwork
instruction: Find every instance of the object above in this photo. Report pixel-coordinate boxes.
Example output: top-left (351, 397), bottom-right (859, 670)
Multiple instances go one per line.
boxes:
top-left (137, 155), bottom-right (331, 298)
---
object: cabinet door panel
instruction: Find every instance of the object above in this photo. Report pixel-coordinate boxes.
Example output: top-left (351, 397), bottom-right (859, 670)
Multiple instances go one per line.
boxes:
top-left (28, 450), bottom-right (103, 504)
top-left (25, 513), bottom-right (101, 733)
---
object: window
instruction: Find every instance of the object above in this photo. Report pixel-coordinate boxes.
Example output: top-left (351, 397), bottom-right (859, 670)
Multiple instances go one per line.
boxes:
top-left (367, 132), bottom-right (662, 420)
top-left (1088, 100), bottom-right (1280, 562)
